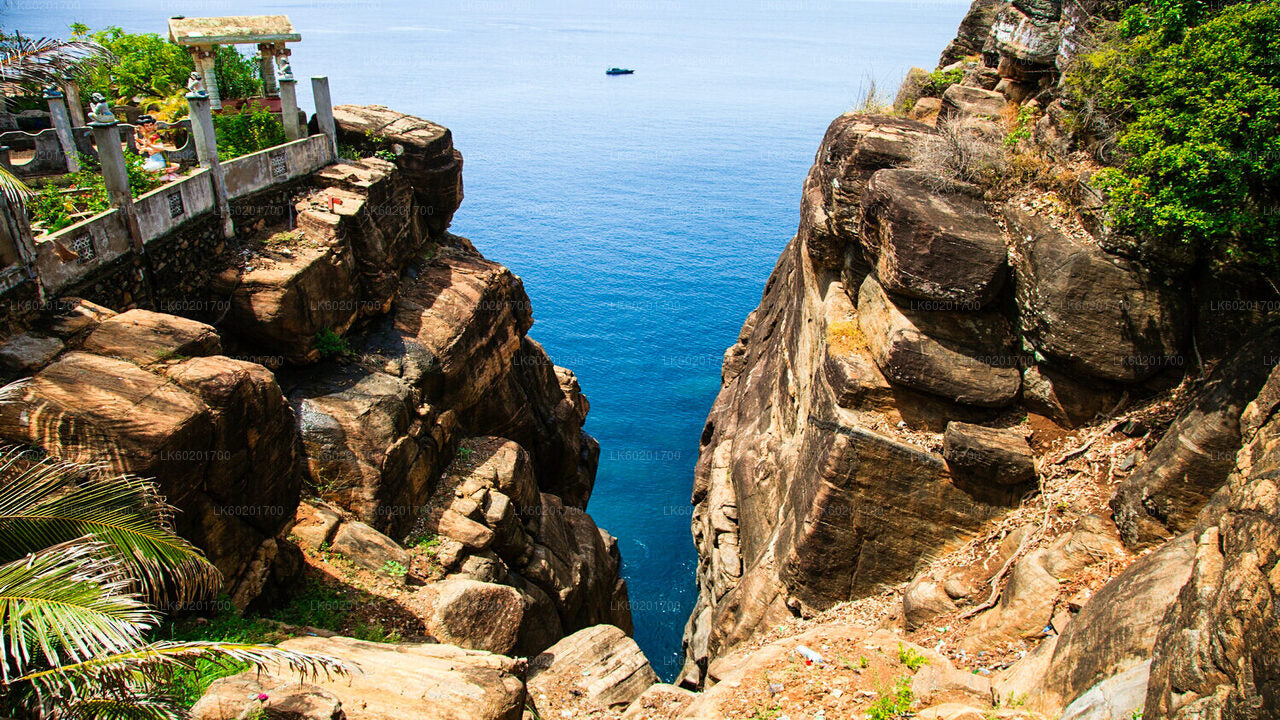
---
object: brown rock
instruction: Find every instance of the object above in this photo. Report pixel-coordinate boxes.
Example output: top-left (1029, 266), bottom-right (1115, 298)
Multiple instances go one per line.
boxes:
top-left (939, 85), bottom-right (1007, 123)
top-left (1021, 363), bottom-right (1125, 429)
top-left (529, 625), bottom-right (658, 714)
top-left (81, 308), bottom-right (220, 365)
top-left (211, 235), bottom-right (358, 365)
top-left (1009, 208), bottom-right (1187, 382)
top-left (1112, 324), bottom-right (1280, 547)
top-left (332, 104), bottom-right (464, 238)
top-left (858, 275), bottom-right (1021, 407)
top-left (943, 421), bottom-right (1036, 486)
top-left (904, 574), bottom-right (958, 631)
top-left (330, 520), bottom-right (410, 573)
top-left (912, 660), bottom-right (994, 707)
top-left (192, 674), bottom-right (345, 720)
top-left (621, 683), bottom-right (697, 720)
top-left (274, 635), bottom-right (525, 720)
top-left (797, 114), bottom-right (935, 270)
top-left (417, 578), bottom-right (524, 654)
top-left (0, 332), bottom-right (63, 373)
top-left (293, 500), bottom-right (342, 549)
top-left (1143, 365), bottom-right (1280, 720)
top-left (861, 169), bottom-right (1006, 307)
top-left (961, 547), bottom-right (1059, 651)
top-left (0, 348), bottom-right (302, 607)
top-left (1030, 534), bottom-right (1195, 717)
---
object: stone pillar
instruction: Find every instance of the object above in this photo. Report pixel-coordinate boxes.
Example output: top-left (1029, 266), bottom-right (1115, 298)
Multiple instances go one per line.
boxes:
top-left (90, 121), bottom-right (143, 251)
top-left (62, 78), bottom-right (86, 127)
top-left (186, 93), bottom-right (235, 239)
top-left (258, 43), bottom-right (279, 96)
top-left (192, 46), bottom-right (221, 110)
top-left (44, 88), bottom-right (79, 173)
top-left (311, 76), bottom-right (338, 161)
top-left (278, 77), bottom-right (303, 141)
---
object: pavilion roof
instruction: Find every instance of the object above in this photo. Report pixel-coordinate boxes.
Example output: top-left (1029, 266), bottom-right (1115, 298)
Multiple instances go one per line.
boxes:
top-left (167, 15), bottom-right (300, 46)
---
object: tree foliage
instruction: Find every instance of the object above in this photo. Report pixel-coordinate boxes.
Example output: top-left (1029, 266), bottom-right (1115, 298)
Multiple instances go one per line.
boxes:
top-left (1065, 0), bottom-right (1280, 268)
top-left (72, 25), bottom-right (263, 104)
top-left (0, 448), bottom-right (349, 719)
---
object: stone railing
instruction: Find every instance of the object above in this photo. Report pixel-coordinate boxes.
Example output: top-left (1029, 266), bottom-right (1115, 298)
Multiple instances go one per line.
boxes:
top-left (0, 76), bottom-right (341, 301)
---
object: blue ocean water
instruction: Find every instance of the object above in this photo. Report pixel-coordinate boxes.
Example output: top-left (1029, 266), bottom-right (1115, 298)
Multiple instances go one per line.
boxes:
top-left (11, 0), bottom-right (967, 678)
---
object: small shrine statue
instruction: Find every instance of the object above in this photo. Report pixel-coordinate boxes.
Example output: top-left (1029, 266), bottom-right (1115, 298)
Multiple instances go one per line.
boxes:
top-left (87, 93), bottom-right (116, 124)
top-left (276, 57), bottom-right (294, 81)
top-left (136, 114), bottom-right (181, 181)
top-left (187, 71), bottom-right (206, 96)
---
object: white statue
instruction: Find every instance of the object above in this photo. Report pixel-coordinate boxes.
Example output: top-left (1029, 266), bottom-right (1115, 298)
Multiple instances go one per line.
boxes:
top-left (187, 72), bottom-right (206, 96)
top-left (88, 92), bottom-right (116, 124)
top-left (276, 57), bottom-right (294, 81)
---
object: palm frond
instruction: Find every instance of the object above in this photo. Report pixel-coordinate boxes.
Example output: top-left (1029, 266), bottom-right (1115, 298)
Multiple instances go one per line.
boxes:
top-left (0, 35), bottom-right (112, 90)
top-left (0, 542), bottom-right (156, 683)
top-left (20, 640), bottom-right (353, 712)
top-left (0, 447), bottom-right (221, 603)
top-left (55, 696), bottom-right (183, 720)
top-left (0, 165), bottom-right (32, 205)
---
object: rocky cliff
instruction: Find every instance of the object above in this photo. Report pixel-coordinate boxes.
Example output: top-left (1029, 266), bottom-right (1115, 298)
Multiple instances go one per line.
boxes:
top-left (0, 107), bottom-right (628, 658)
top-left (679, 2), bottom-right (1280, 720)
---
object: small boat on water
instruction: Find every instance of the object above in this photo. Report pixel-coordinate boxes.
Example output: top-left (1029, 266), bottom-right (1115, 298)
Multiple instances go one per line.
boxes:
top-left (606, 67), bottom-right (634, 75)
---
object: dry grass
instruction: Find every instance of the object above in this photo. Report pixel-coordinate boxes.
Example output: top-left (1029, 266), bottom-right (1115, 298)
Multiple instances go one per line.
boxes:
top-left (826, 320), bottom-right (868, 357)
top-left (908, 117), bottom-right (1008, 191)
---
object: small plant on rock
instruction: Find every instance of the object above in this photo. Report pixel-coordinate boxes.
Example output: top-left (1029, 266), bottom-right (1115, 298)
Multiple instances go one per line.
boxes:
top-left (314, 328), bottom-right (352, 358)
top-left (380, 560), bottom-right (407, 578)
top-left (866, 676), bottom-right (914, 720)
top-left (897, 643), bottom-right (928, 671)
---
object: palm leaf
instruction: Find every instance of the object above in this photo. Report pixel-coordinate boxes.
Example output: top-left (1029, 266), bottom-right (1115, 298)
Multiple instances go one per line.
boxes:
top-left (0, 165), bottom-right (32, 205)
top-left (55, 696), bottom-right (183, 720)
top-left (0, 35), bottom-right (112, 91)
top-left (0, 542), bottom-right (156, 683)
top-left (0, 448), bottom-right (221, 603)
top-left (20, 640), bottom-right (353, 713)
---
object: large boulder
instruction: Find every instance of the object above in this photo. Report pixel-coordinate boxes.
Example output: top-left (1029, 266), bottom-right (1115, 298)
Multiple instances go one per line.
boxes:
top-left (860, 169), bottom-right (1007, 308)
top-left (528, 625), bottom-right (658, 715)
top-left (991, 3), bottom-right (1062, 66)
top-left (80, 309), bottom-right (220, 365)
top-left (621, 683), bottom-right (697, 720)
top-left (210, 215), bottom-right (359, 365)
top-left (330, 520), bottom-right (410, 573)
top-left (1028, 534), bottom-right (1195, 718)
top-left (417, 578), bottom-right (525, 655)
top-left (0, 337), bottom-right (302, 607)
top-left (797, 114), bottom-right (935, 270)
top-left (332, 104), bottom-right (464, 238)
top-left (271, 636), bottom-right (523, 720)
top-left (1009, 208), bottom-right (1187, 382)
top-left (939, 0), bottom-right (1006, 64)
top-left (943, 421), bottom-right (1036, 486)
top-left (939, 85), bottom-right (1008, 123)
top-left (1143, 366), bottom-right (1280, 720)
top-left (192, 674), bottom-right (344, 720)
top-left (858, 274), bottom-right (1021, 407)
top-left (1111, 324), bottom-right (1280, 547)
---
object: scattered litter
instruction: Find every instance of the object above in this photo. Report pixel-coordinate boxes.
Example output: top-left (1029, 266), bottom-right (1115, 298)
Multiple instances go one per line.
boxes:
top-left (768, 683), bottom-right (785, 695)
top-left (796, 645), bottom-right (825, 665)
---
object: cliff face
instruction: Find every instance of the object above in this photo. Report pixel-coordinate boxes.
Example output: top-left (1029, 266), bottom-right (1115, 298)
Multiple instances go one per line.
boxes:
top-left (682, 6), bottom-right (1279, 720)
top-left (0, 108), bottom-right (627, 653)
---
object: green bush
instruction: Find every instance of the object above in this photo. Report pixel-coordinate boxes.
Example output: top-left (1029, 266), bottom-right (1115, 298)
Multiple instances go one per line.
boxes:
top-left (27, 153), bottom-right (161, 234)
top-left (866, 676), bottom-right (914, 720)
top-left (75, 25), bottom-right (194, 103)
top-left (213, 101), bottom-right (286, 160)
top-left (926, 67), bottom-right (965, 96)
top-left (214, 44), bottom-right (263, 101)
top-left (72, 24), bottom-right (262, 104)
top-left (1064, 0), bottom-right (1280, 268)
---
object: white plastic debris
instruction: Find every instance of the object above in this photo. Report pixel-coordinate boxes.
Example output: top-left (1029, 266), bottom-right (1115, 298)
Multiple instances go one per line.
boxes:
top-left (796, 645), bottom-right (825, 664)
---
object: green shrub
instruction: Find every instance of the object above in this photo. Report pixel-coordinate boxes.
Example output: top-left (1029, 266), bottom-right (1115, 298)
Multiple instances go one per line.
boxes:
top-left (897, 643), bottom-right (929, 671)
top-left (866, 676), bottom-right (914, 720)
top-left (314, 327), bottom-right (353, 358)
top-left (27, 153), bottom-right (161, 234)
top-left (1064, 0), bottom-right (1280, 268)
top-left (926, 67), bottom-right (965, 96)
top-left (75, 25), bottom-right (194, 103)
top-left (214, 44), bottom-right (263, 101)
top-left (213, 101), bottom-right (285, 160)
